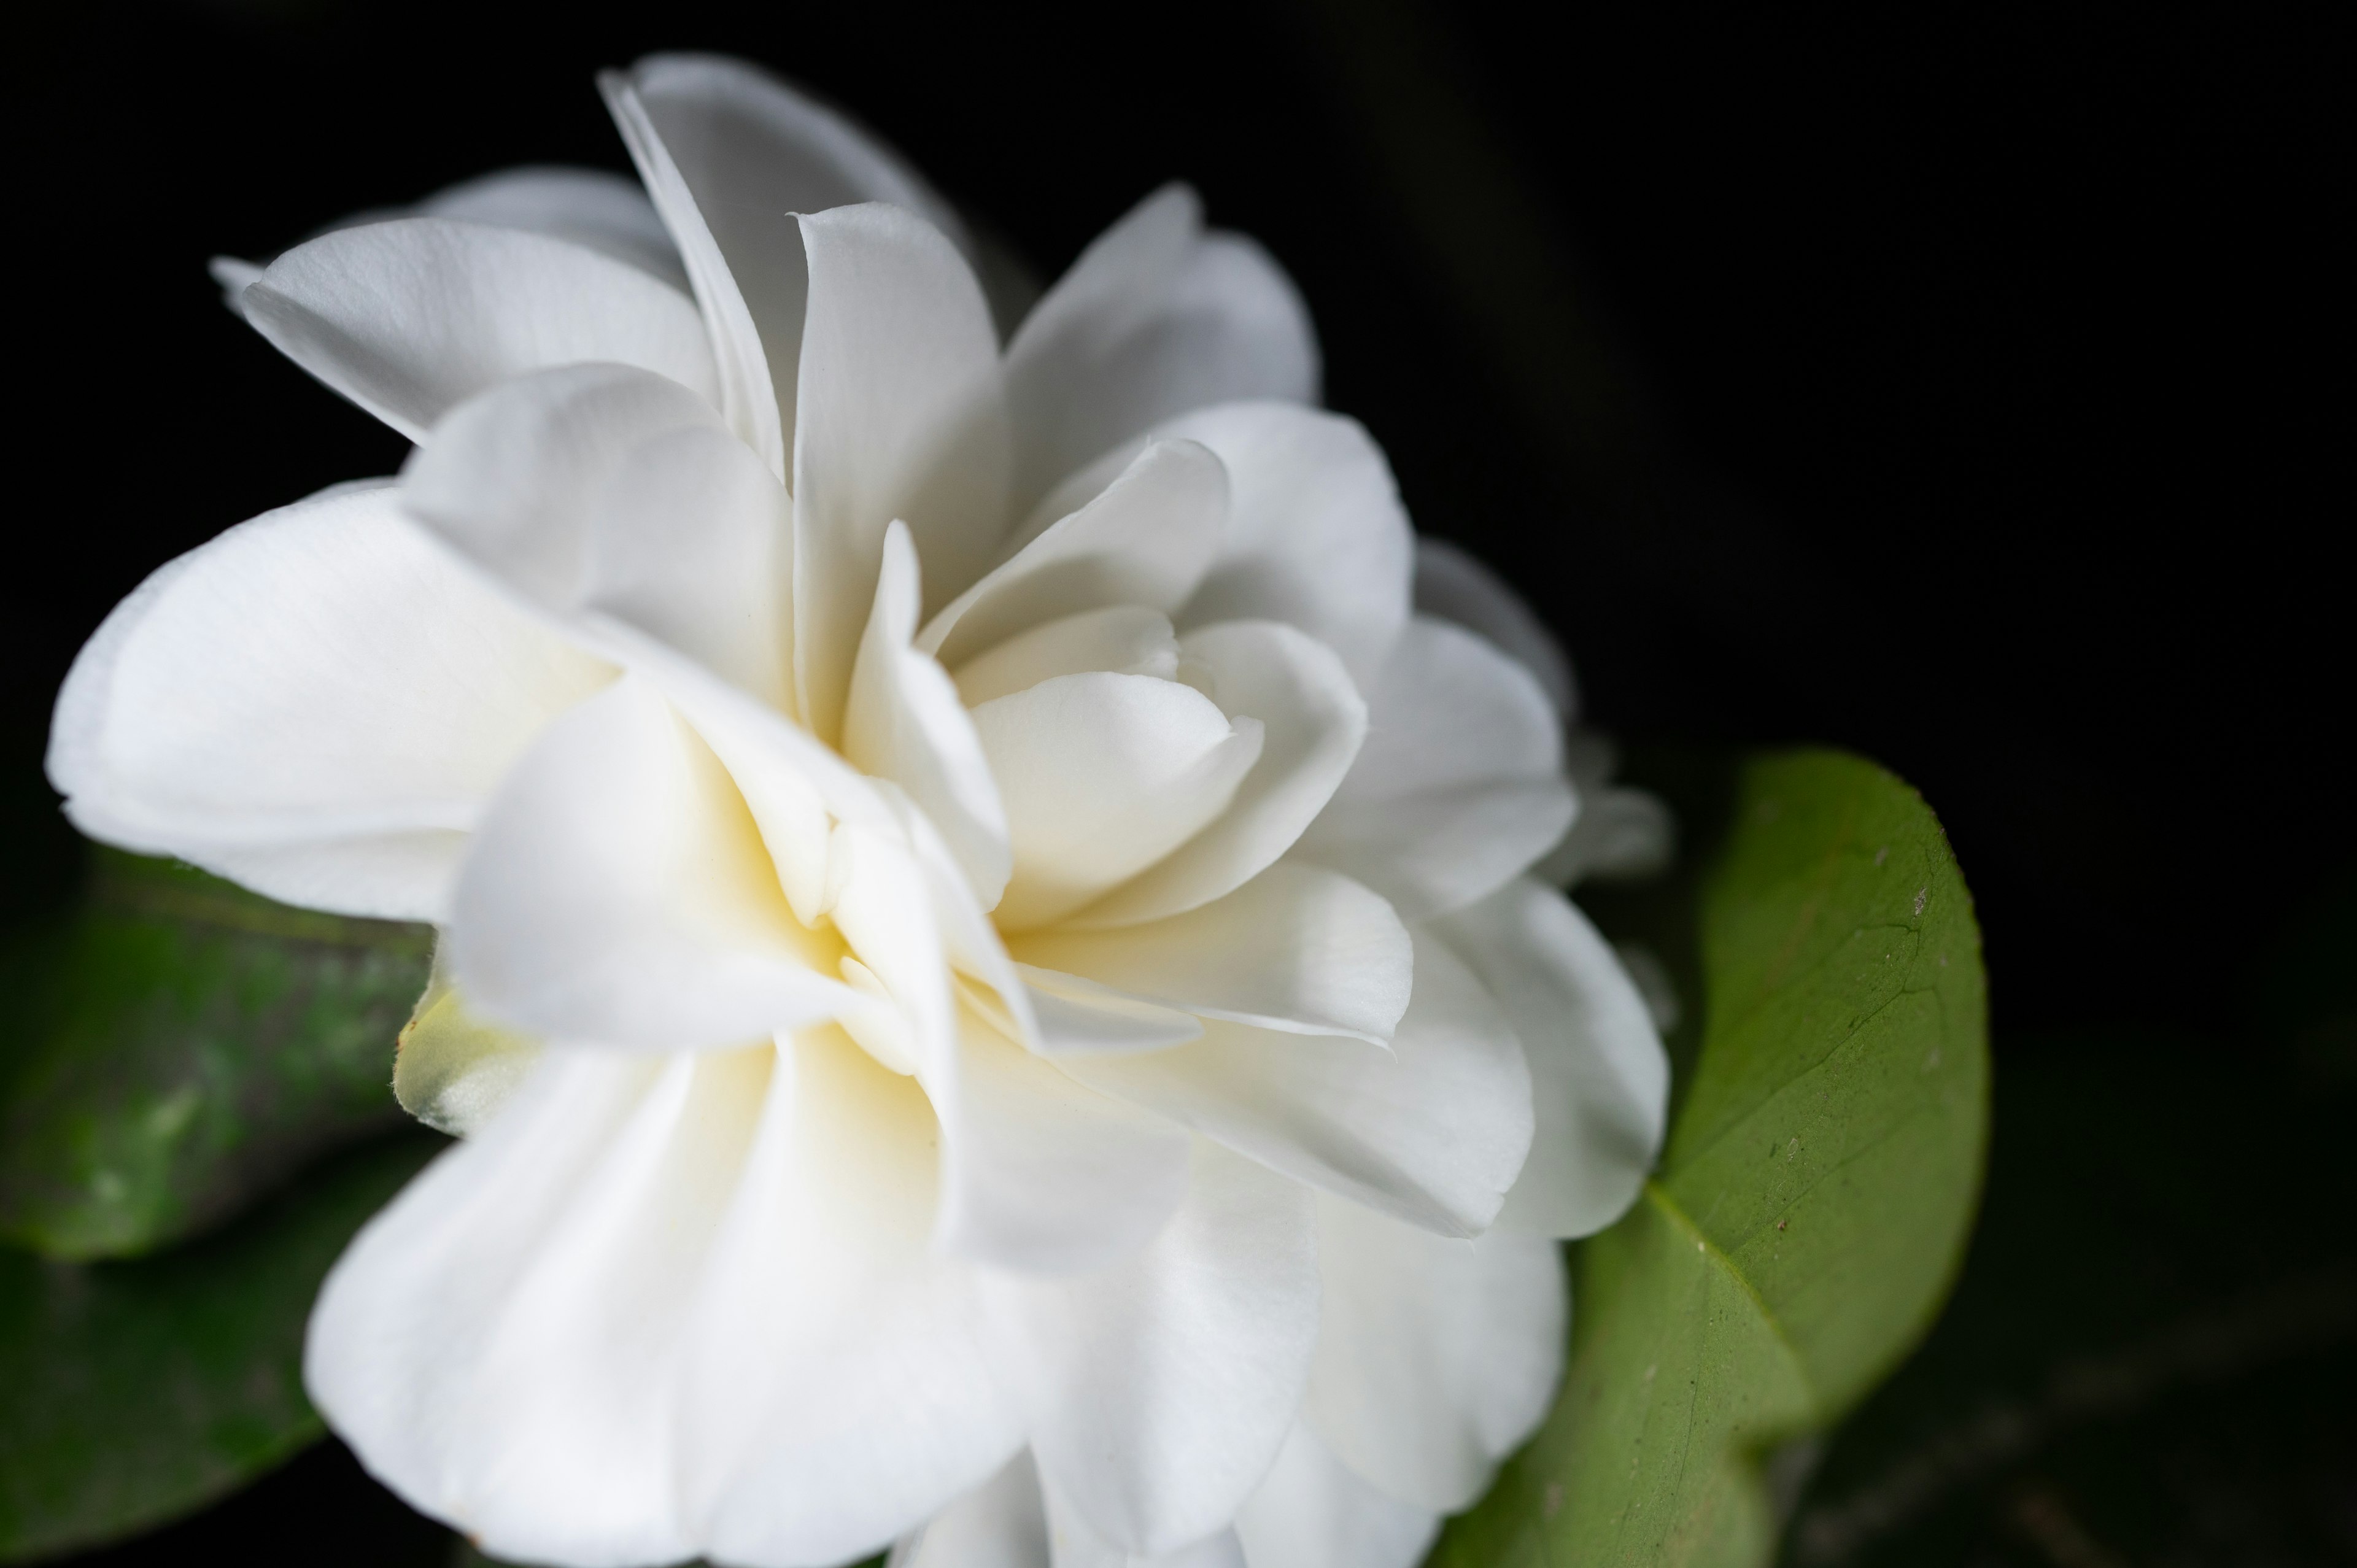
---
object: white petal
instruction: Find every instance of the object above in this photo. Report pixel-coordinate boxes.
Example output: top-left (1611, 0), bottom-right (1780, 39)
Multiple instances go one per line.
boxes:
top-left (1301, 1194), bottom-right (1567, 1513)
top-left (447, 676), bottom-right (856, 1050)
top-left (677, 1032), bottom-right (1025, 1564)
top-left (845, 522), bottom-right (1012, 905)
top-left (993, 1141), bottom-right (1317, 1554)
top-left (1043, 1475), bottom-right (1248, 1568)
top-left (1007, 185), bottom-right (1317, 516)
top-left (1009, 863), bottom-right (1410, 1044)
top-left (238, 218), bottom-right (718, 443)
top-left (1016, 970), bottom-right (1204, 1056)
top-left (1433, 879), bottom-right (1667, 1238)
top-left (1059, 930), bottom-right (1531, 1236)
top-left (1233, 1424), bottom-right (1438, 1568)
top-left (894, 1452), bottom-right (1051, 1568)
top-left (793, 204), bottom-right (1011, 741)
top-left (611, 54), bottom-right (973, 464)
top-left (1294, 616), bottom-right (1574, 920)
top-left (1160, 403), bottom-right (1411, 692)
top-left (1536, 778), bottom-right (1676, 886)
top-left (1067, 620), bottom-right (1364, 929)
top-left (414, 165), bottom-right (688, 293)
top-left (48, 482), bottom-right (611, 920)
top-left (1412, 537), bottom-right (1576, 717)
top-left (973, 671), bottom-right (1262, 930)
top-left (953, 606), bottom-right (1182, 707)
top-left (923, 439), bottom-right (1228, 671)
top-left (602, 73), bottom-right (784, 476)
top-left (937, 1006), bottom-right (1192, 1274)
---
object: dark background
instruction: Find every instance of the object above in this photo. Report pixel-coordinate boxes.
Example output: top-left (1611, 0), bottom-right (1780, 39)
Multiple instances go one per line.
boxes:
top-left (14, 1), bottom-right (2350, 1562)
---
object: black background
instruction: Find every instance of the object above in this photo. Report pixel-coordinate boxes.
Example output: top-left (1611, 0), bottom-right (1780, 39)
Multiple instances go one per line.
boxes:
top-left (14, 1), bottom-right (2350, 1562)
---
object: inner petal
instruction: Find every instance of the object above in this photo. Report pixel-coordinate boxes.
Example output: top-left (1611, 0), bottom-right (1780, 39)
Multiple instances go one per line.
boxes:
top-left (951, 606), bottom-right (1180, 707)
top-left (971, 671), bottom-right (1263, 931)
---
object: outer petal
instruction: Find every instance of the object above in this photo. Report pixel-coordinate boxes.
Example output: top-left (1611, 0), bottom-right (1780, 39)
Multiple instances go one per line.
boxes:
top-left (1411, 537), bottom-right (1576, 717)
top-left (1161, 403), bottom-right (1411, 692)
top-left (1293, 616), bottom-right (1574, 920)
top-left (991, 1140), bottom-right (1318, 1555)
top-left (236, 218), bottom-right (719, 442)
top-left (1005, 184), bottom-right (1317, 516)
top-left (446, 676), bottom-right (857, 1051)
top-left (1059, 930), bottom-right (1531, 1237)
top-left (1301, 1193), bottom-right (1568, 1513)
top-left (1067, 621), bottom-right (1364, 929)
top-left (607, 53), bottom-right (973, 469)
top-left (792, 204), bottom-right (1011, 741)
top-left (1433, 878), bottom-right (1668, 1238)
top-left (845, 522), bottom-right (1011, 905)
top-left (1009, 864), bottom-right (1411, 1046)
top-left (894, 1452), bottom-right (1051, 1568)
top-left (413, 165), bottom-right (688, 292)
top-left (1536, 731), bottom-right (1677, 886)
top-left (1233, 1424), bottom-right (1439, 1568)
top-left (47, 482), bottom-right (611, 920)
top-left (922, 439), bottom-right (1229, 671)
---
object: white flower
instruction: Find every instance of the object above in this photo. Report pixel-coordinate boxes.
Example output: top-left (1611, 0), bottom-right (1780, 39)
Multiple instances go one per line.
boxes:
top-left (49, 55), bottom-right (1670, 1568)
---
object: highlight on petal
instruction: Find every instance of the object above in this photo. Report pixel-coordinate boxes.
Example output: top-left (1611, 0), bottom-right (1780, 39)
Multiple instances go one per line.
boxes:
top-left (238, 218), bottom-right (719, 442)
top-left (1300, 1192), bottom-right (1568, 1514)
top-left (973, 671), bottom-right (1262, 931)
top-left (1293, 616), bottom-right (1574, 920)
top-left (47, 482), bottom-right (613, 920)
top-left (1060, 930), bottom-right (1531, 1237)
top-left (1161, 402), bottom-right (1411, 691)
top-left (1411, 536), bottom-right (1576, 717)
top-left (414, 166), bottom-right (689, 293)
top-left (923, 438), bottom-right (1229, 671)
top-left (792, 203), bottom-right (1011, 741)
top-left (1068, 620), bottom-right (1365, 929)
top-left (1006, 184), bottom-right (1318, 516)
top-left (447, 676), bottom-right (857, 1051)
top-left (1010, 863), bottom-right (1411, 1045)
top-left (1233, 1424), bottom-right (1439, 1568)
top-left (990, 1140), bottom-right (1317, 1556)
top-left (1433, 877), bottom-right (1668, 1238)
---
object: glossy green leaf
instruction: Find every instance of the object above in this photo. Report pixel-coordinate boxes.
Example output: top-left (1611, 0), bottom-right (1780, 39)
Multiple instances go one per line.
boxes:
top-left (1431, 748), bottom-right (1989, 1567)
top-left (0, 1130), bottom-right (443, 1561)
top-left (0, 848), bottom-right (432, 1260)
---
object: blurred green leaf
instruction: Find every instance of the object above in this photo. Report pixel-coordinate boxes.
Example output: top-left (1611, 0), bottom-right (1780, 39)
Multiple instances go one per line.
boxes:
top-left (1431, 749), bottom-right (1989, 1567)
top-left (0, 1130), bottom-right (443, 1561)
top-left (0, 848), bottom-right (432, 1260)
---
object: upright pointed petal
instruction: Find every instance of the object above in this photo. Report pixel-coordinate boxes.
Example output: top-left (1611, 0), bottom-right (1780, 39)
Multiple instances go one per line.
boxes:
top-left (1069, 621), bottom-right (1364, 929)
top-left (1294, 617), bottom-right (1574, 919)
top-left (1162, 403), bottom-right (1411, 692)
top-left (414, 166), bottom-right (688, 293)
top-left (793, 204), bottom-right (1010, 741)
top-left (993, 1141), bottom-right (1317, 1555)
top-left (1009, 864), bottom-right (1411, 1045)
top-left (238, 218), bottom-right (718, 443)
top-left (1059, 931), bottom-right (1531, 1237)
top-left (1007, 185), bottom-right (1317, 515)
top-left (48, 482), bottom-right (611, 920)
top-left (1433, 878), bottom-right (1667, 1238)
top-left (1233, 1424), bottom-right (1438, 1568)
top-left (1300, 1194), bottom-right (1567, 1513)
top-left (844, 523), bottom-right (1011, 905)
top-left (1411, 537), bottom-right (1576, 717)
top-left (447, 677), bottom-right (856, 1050)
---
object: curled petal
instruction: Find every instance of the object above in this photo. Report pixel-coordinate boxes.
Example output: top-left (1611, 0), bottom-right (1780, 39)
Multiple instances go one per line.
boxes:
top-left (447, 676), bottom-right (856, 1051)
top-left (238, 218), bottom-right (718, 442)
top-left (48, 482), bottom-right (611, 919)
top-left (1301, 1193), bottom-right (1568, 1513)
top-left (1068, 621), bottom-right (1365, 929)
top-left (1007, 184), bottom-right (1317, 517)
top-left (1294, 616), bottom-right (1574, 920)
top-left (991, 1140), bottom-right (1317, 1556)
top-left (1059, 930), bottom-right (1531, 1237)
top-left (1433, 878), bottom-right (1667, 1238)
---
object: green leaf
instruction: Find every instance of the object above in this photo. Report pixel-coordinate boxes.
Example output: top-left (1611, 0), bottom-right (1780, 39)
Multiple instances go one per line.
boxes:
top-left (0, 848), bottom-right (433, 1259)
top-left (1430, 748), bottom-right (1989, 1567)
top-left (0, 1129), bottom-right (443, 1561)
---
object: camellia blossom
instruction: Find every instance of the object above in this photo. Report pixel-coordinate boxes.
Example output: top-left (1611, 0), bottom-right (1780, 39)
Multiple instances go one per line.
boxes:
top-left (50, 55), bottom-right (1672, 1568)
